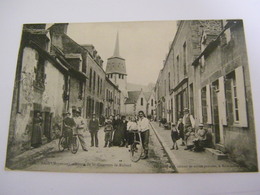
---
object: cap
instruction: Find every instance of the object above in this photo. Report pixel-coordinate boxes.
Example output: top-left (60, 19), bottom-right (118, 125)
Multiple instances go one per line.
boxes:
top-left (183, 108), bottom-right (189, 112)
top-left (198, 123), bottom-right (204, 127)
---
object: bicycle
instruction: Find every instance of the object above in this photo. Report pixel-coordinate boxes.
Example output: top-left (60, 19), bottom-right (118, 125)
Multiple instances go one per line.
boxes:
top-left (129, 130), bottom-right (146, 162)
top-left (58, 129), bottom-right (79, 154)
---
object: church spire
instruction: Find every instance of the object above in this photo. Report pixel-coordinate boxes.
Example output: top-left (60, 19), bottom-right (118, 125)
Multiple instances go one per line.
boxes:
top-left (113, 32), bottom-right (120, 57)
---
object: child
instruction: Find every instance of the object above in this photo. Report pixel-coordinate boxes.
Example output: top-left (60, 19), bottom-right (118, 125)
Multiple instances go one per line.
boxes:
top-left (104, 118), bottom-right (113, 147)
top-left (171, 123), bottom-right (179, 150)
top-left (126, 116), bottom-right (138, 148)
top-left (177, 118), bottom-right (185, 146)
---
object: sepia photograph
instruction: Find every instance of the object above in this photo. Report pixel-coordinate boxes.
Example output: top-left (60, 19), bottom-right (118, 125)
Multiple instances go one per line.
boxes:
top-left (4, 20), bottom-right (258, 174)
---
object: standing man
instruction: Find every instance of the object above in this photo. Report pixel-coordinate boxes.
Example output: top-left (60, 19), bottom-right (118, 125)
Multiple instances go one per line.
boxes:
top-left (73, 109), bottom-right (88, 151)
top-left (137, 110), bottom-right (150, 159)
top-left (88, 113), bottom-right (99, 147)
top-left (182, 108), bottom-right (195, 147)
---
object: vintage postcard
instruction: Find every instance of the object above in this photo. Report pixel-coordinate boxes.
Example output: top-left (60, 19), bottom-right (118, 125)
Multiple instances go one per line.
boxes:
top-left (5, 20), bottom-right (258, 173)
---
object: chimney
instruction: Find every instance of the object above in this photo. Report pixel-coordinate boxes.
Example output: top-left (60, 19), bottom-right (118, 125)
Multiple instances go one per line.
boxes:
top-left (49, 23), bottom-right (68, 34)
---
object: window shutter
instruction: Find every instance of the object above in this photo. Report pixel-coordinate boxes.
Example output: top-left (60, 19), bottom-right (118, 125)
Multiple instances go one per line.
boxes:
top-left (201, 88), bottom-right (207, 124)
top-left (198, 89), bottom-right (203, 123)
top-left (206, 84), bottom-right (212, 124)
top-left (218, 76), bottom-right (227, 125)
top-left (235, 66), bottom-right (248, 127)
top-left (225, 77), bottom-right (233, 125)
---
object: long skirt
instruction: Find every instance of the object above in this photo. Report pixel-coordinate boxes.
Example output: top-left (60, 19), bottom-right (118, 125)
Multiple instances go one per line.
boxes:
top-left (186, 132), bottom-right (196, 147)
top-left (113, 129), bottom-right (124, 146)
top-left (31, 124), bottom-right (42, 147)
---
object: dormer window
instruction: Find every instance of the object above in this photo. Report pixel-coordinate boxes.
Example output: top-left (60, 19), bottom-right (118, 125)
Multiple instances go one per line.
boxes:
top-left (93, 50), bottom-right (97, 58)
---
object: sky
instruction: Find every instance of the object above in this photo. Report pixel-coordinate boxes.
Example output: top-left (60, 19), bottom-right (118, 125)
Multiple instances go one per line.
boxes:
top-left (66, 21), bottom-right (177, 85)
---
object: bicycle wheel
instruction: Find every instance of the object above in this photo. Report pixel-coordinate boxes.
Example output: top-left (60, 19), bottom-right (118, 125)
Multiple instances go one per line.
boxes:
top-left (70, 136), bottom-right (79, 154)
top-left (130, 141), bottom-right (143, 162)
top-left (58, 137), bottom-right (66, 152)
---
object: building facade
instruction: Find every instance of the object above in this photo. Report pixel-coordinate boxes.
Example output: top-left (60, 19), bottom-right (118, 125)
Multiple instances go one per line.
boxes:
top-left (155, 20), bottom-right (257, 170)
top-left (192, 20), bottom-right (257, 170)
top-left (7, 24), bottom-right (69, 161)
top-left (7, 23), bottom-right (122, 165)
top-left (125, 90), bottom-right (155, 117)
top-left (104, 77), bottom-right (121, 117)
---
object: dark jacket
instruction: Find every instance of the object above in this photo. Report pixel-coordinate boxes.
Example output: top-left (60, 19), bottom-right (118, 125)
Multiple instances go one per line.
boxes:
top-left (88, 119), bottom-right (99, 132)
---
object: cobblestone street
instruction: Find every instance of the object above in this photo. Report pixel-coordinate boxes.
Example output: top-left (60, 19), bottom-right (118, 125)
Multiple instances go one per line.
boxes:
top-left (24, 125), bottom-right (174, 173)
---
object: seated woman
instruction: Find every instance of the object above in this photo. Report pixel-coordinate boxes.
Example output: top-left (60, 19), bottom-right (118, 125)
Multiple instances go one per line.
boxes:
top-left (184, 126), bottom-right (196, 150)
top-left (193, 123), bottom-right (208, 152)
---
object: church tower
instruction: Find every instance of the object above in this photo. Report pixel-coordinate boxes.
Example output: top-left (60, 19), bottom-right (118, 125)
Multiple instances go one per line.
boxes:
top-left (106, 33), bottom-right (128, 114)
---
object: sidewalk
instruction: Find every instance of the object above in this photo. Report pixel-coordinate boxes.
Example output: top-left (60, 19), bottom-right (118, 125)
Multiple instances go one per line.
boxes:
top-left (150, 122), bottom-right (248, 173)
top-left (6, 139), bottom-right (59, 170)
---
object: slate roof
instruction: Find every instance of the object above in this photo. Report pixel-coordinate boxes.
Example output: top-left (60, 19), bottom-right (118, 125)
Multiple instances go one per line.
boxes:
top-left (106, 59), bottom-right (127, 75)
top-left (125, 91), bottom-right (141, 104)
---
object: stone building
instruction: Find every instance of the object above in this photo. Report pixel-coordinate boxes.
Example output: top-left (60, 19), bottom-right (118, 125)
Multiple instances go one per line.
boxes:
top-left (125, 90), bottom-right (156, 117)
top-left (104, 77), bottom-right (121, 117)
top-left (155, 20), bottom-right (222, 124)
top-left (81, 44), bottom-right (106, 119)
top-left (6, 24), bottom-right (69, 161)
top-left (192, 20), bottom-right (257, 170)
top-left (49, 24), bottom-right (109, 119)
top-left (49, 24), bottom-right (88, 116)
top-left (155, 20), bottom-right (257, 170)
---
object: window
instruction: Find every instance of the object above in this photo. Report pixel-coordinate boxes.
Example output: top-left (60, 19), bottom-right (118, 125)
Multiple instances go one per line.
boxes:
top-left (34, 55), bottom-right (45, 90)
top-left (151, 99), bottom-right (154, 106)
top-left (225, 66), bottom-right (247, 127)
top-left (231, 75), bottom-right (239, 122)
top-left (97, 76), bottom-right (100, 95)
top-left (141, 98), bottom-right (143, 106)
top-left (122, 75), bottom-right (124, 79)
top-left (100, 79), bottom-right (102, 95)
top-left (119, 74), bottom-right (121, 79)
top-left (78, 81), bottom-right (83, 100)
top-left (176, 55), bottom-right (179, 83)
top-left (89, 68), bottom-right (92, 91)
top-left (93, 71), bottom-right (96, 93)
top-left (164, 80), bottom-right (166, 96)
top-left (183, 42), bottom-right (187, 76)
top-left (168, 72), bottom-right (171, 92)
top-left (189, 83), bottom-right (194, 116)
top-left (201, 87), bottom-right (207, 124)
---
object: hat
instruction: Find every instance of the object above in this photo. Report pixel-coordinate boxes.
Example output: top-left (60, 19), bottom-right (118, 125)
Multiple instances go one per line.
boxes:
top-left (65, 111), bottom-right (71, 114)
top-left (171, 123), bottom-right (176, 126)
top-left (198, 123), bottom-right (204, 127)
top-left (183, 108), bottom-right (189, 112)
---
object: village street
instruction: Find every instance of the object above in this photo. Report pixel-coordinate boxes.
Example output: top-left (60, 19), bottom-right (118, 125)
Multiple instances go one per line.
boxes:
top-left (24, 125), bottom-right (174, 173)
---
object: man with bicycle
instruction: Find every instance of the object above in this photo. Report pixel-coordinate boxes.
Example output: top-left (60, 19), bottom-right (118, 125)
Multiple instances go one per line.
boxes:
top-left (63, 111), bottom-right (75, 149)
top-left (137, 110), bottom-right (150, 159)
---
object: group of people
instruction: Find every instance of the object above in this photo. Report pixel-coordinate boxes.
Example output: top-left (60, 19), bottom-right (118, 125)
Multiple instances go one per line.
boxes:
top-left (61, 110), bottom-right (151, 159)
top-left (170, 108), bottom-right (209, 152)
top-left (103, 110), bottom-right (150, 159)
